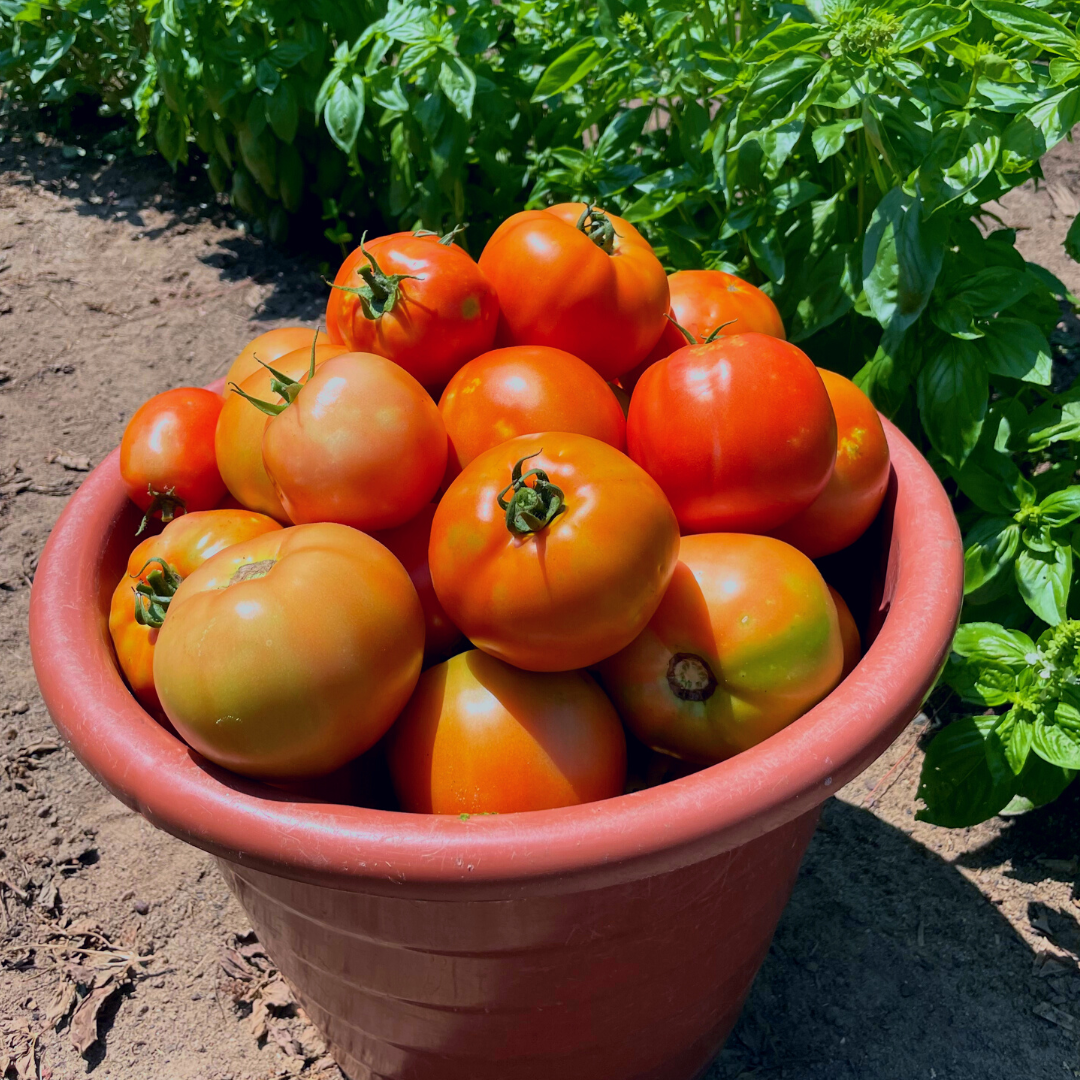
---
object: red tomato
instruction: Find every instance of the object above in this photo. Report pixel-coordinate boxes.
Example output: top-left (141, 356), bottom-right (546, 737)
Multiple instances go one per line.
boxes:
top-left (374, 504), bottom-right (464, 665)
top-left (154, 523), bottom-right (424, 779)
top-left (430, 432), bottom-right (680, 672)
top-left (623, 269), bottom-right (787, 391)
top-left (829, 586), bottom-right (862, 679)
top-left (108, 510), bottom-right (282, 714)
top-left (598, 534), bottom-right (844, 764)
top-left (771, 369), bottom-right (890, 557)
top-left (215, 344), bottom-right (348, 521)
top-left (225, 327), bottom-right (329, 390)
top-left (120, 388), bottom-right (226, 527)
top-left (627, 333), bottom-right (837, 533)
top-left (325, 231), bottom-right (499, 387)
top-left (386, 650), bottom-right (627, 814)
top-left (438, 346), bottom-right (627, 479)
top-left (478, 203), bottom-right (669, 381)
top-left (262, 352), bottom-right (447, 532)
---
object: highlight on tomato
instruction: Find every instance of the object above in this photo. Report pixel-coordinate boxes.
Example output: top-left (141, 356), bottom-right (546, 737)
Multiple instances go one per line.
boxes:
top-left (478, 203), bottom-right (669, 381)
top-left (429, 432), bottom-right (680, 672)
top-left (224, 326), bottom-right (330, 390)
top-left (438, 345), bottom-right (627, 479)
top-left (598, 533), bottom-right (844, 764)
top-left (326, 229), bottom-right (499, 388)
top-left (627, 333), bottom-right (837, 534)
top-left (771, 369), bottom-right (891, 558)
top-left (120, 387), bottom-right (227, 531)
top-left (153, 522), bottom-right (425, 780)
top-left (215, 342), bottom-right (347, 521)
top-left (386, 650), bottom-right (627, 814)
top-left (109, 509), bottom-right (283, 714)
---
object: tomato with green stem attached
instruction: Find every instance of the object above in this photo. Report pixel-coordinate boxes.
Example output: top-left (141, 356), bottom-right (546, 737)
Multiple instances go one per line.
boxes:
top-left (224, 327), bottom-right (330, 391)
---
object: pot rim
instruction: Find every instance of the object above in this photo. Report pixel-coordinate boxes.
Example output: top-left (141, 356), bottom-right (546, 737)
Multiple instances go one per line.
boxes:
top-left (29, 413), bottom-right (961, 893)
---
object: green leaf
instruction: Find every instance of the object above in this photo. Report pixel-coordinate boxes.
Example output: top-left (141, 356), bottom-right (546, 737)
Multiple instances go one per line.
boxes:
top-left (894, 5), bottom-right (970, 52)
top-left (155, 107), bottom-right (186, 169)
top-left (916, 337), bottom-right (987, 468)
top-left (964, 517), bottom-right (1021, 596)
top-left (255, 59), bottom-right (280, 95)
top-left (1033, 716), bottom-right (1080, 770)
top-left (438, 58), bottom-right (476, 120)
top-left (532, 40), bottom-right (602, 102)
top-left (863, 188), bottom-right (946, 333)
top-left (971, 0), bottom-right (1077, 55)
top-left (1015, 752), bottom-right (1074, 808)
top-left (1040, 487), bottom-right (1080, 528)
top-left (1001, 88), bottom-right (1080, 172)
top-left (916, 716), bottom-right (1017, 828)
top-left (982, 318), bottom-right (1052, 386)
top-left (1016, 541), bottom-right (1072, 625)
top-left (731, 54), bottom-right (823, 149)
top-left (266, 80), bottom-right (298, 144)
top-left (952, 622), bottom-right (1035, 665)
top-left (811, 118), bottom-right (862, 162)
top-left (954, 440), bottom-right (1036, 514)
top-left (1067, 212), bottom-right (1080, 264)
top-left (953, 267), bottom-right (1034, 317)
top-left (325, 75), bottom-right (364, 156)
top-left (28, 29), bottom-right (74, 84)
top-left (1000, 712), bottom-right (1034, 774)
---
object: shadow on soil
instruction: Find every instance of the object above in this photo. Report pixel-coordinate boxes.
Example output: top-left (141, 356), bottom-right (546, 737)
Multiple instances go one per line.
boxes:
top-left (707, 797), bottom-right (1079, 1080)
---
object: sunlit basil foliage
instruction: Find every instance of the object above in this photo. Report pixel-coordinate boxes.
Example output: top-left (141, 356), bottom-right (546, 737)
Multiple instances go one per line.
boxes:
top-left (5, 0), bottom-right (1080, 824)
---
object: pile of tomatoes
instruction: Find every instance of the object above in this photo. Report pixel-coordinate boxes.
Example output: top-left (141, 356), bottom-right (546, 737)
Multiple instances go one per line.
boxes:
top-left (109, 203), bottom-right (890, 815)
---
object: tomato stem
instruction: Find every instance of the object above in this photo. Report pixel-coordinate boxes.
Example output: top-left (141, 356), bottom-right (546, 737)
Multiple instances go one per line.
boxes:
top-left (703, 319), bottom-right (739, 343)
top-left (496, 451), bottom-right (568, 537)
top-left (664, 314), bottom-right (740, 348)
top-left (325, 232), bottom-right (420, 320)
top-left (575, 205), bottom-right (617, 254)
top-left (132, 557), bottom-right (183, 629)
top-left (228, 330), bottom-right (322, 417)
top-left (666, 653), bottom-right (717, 702)
top-left (137, 486), bottom-right (186, 536)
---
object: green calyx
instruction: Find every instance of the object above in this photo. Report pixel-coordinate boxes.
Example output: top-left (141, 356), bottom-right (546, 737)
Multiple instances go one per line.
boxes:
top-left (412, 223), bottom-right (467, 247)
top-left (576, 204), bottom-right (617, 255)
top-left (229, 329), bottom-right (321, 417)
top-left (137, 486), bottom-right (186, 536)
top-left (132, 557), bottom-right (183, 629)
top-left (497, 451), bottom-right (568, 537)
top-left (665, 313), bottom-right (739, 346)
top-left (325, 232), bottom-right (419, 320)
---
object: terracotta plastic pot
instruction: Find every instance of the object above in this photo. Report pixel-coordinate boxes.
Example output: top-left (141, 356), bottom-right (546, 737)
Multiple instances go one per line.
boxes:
top-left (30, 413), bottom-right (961, 1080)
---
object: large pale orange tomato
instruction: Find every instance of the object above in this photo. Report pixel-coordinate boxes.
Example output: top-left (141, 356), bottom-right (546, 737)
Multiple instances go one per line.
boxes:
top-left (598, 534), bottom-right (844, 764)
top-left (386, 650), bottom-right (627, 814)
top-left (153, 523), bottom-right (424, 779)
top-left (771, 369), bottom-right (890, 557)
top-left (438, 345), bottom-right (626, 480)
top-left (224, 327), bottom-right (330, 389)
top-left (429, 432), bottom-right (680, 671)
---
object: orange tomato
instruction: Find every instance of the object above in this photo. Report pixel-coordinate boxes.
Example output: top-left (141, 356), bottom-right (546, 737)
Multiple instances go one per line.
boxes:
top-left (829, 586), bottom-right (862, 679)
top-left (386, 650), bottom-right (627, 813)
top-left (224, 327), bottom-right (329, 390)
top-left (108, 510), bottom-right (282, 714)
top-left (438, 346), bottom-right (626, 479)
top-left (430, 432), bottom-right (680, 671)
top-left (771, 369), bottom-right (891, 558)
top-left (598, 533), bottom-right (844, 764)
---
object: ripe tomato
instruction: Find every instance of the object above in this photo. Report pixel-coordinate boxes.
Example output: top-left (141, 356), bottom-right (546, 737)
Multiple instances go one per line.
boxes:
top-left (598, 534), bottom-right (844, 764)
top-left (215, 344), bottom-right (347, 521)
top-left (120, 388), bottom-right (226, 528)
top-left (627, 333), bottom-right (837, 534)
top-left (225, 327), bottom-right (329, 390)
top-left (829, 586), bottom-right (861, 679)
top-left (386, 650), bottom-right (626, 813)
top-left (622, 269), bottom-right (787, 391)
top-left (325, 231), bottom-right (499, 387)
top-left (374, 504), bottom-right (464, 665)
top-left (478, 203), bottom-right (669, 381)
top-left (154, 523), bottom-right (424, 779)
top-left (109, 510), bottom-right (282, 714)
top-left (438, 346), bottom-right (626, 479)
top-left (262, 352), bottom-right (447, 532)
top-left (771, 369), bottom-right (890, 558)
top-left (430, 432), bottom-right (680, 672)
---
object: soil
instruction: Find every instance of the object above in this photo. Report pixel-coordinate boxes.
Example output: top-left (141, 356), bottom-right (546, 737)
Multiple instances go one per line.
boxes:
top-left (2, 126), bottom-right (1080, 1080)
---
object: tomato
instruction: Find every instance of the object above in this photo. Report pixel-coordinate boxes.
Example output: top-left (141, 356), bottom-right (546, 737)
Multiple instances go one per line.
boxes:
top-left (622, 270), bottom-right (787, 391)
top-left (262, 352), bottom-right (447, 531)
top-left (598, 534), bottom-right (844, 764)
top-left (225, 327), bottom-right (329, 390)
top-left (478, 203), bottom-right (669, 381)
top-left (438, 346), bottom-right (627, 479)
top-left (153, 523), bottom-right (424, 779)
top-left (374, 504), bottom-right (464, 665)
top-left (215, 343), bottom-right (348, 521)
top-left (627, 333), bottom-right (837, 534)
top-left (771, 369), bottom-right (890, 558)
top-left (325, 231), bottom-right (499, 387)
top-left (386, 650), bottom-right (627, 813)
top-left (430, 432), bottom-right (680, 672)
top-left (829, 586), bottom-right (862, 679)
top-left (120, 388), bottom-right (226, 528)
top-left (109, 510), bottom-right (282, 714)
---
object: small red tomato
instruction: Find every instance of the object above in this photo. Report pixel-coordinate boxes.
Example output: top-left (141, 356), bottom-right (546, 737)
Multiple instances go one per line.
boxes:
top-left (374, 504), bottom-right (464, 665)
top-left (261, 352), bottom-right (448, 532)
top-left (326, 231), bottom-right (499, 387)
top-left (438, 346), bottom-right (626, 479)
top-left (771, 369), bottom-right (890, 558)
top-left (224, 327), bottom-right (330, 390)
top-left (627, 333), bottom-right (837, 534)
top-left (386, 650), bottom-right (627, 814)
top-left (829, 586), bottom-right (862, 679)
top-left (120, 388), bottom-right (226, 528)
top-left (478, 203), bottom-right (669, 381)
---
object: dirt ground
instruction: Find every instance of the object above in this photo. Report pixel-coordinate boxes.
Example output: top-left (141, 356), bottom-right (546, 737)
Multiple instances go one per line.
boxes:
top-left (3, 127), bottom-right (1080, 1080)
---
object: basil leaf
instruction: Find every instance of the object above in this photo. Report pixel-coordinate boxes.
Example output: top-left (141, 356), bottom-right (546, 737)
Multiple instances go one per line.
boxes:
top-left (1039, 487), bottom-right (1080, 529)
top-left (952, 622), bottom-right (1035, 665)
top-left (325, 76), bottom-right (364, 155)
top-left (981, 318), bottom-right (1053, 386)
top-left (1016, 541), bottom-right (1072, 625)
top-left (972, 0), bottom-right (1078, 56)
top-left (894, 5), bottom-right (970, 52)
top-left (964, 517), bottom-right (1020, 596)
top-left (532, 40), bottom-right (602, 102)
top-left (1033, 716), bottom-right (1080, 771)
top-left (916, 337), bottom-right (988, 468)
